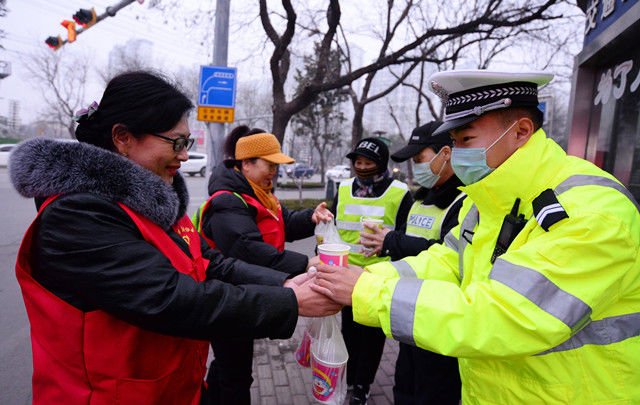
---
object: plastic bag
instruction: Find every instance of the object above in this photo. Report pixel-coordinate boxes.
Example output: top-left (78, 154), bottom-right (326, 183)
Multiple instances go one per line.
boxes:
top-left (314, 220), bottom-right (342, 245)
top-left (310, 314), bottom-right (349, 404)
top-left (295, 317), bottom-right (321, 367)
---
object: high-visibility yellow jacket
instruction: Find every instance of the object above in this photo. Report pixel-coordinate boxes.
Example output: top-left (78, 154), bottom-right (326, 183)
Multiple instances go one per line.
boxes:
top-left (352, 129), bottom-right (640, 404)
top-left (336, 178), bottom-right (409, 267)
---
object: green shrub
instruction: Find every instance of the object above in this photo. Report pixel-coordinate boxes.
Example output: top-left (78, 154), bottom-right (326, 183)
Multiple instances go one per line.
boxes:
top-left (280, 198), bottom-right (325, 210)
top-left (0, 138), bottom-right (20, 144)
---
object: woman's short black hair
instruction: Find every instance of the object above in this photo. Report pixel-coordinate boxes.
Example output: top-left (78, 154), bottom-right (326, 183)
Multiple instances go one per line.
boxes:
top-left (223, 125), bottom-right (265, 168)
top-left (75, 71), bottom-right (193, 151)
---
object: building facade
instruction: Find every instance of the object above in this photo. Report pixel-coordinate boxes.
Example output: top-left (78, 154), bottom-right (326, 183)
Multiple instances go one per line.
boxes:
top-left (567, 0), bottom-right (640, 199)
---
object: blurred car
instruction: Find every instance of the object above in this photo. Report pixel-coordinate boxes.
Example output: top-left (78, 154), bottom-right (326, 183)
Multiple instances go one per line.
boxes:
top-left (325, 164), bottom-right (350, 179)
top-left (0, 144), bottom-right (16, 168)
top-left (286, 162), bottom-right (314, 178)
top-left (180, 152), bottom-right (208, 177)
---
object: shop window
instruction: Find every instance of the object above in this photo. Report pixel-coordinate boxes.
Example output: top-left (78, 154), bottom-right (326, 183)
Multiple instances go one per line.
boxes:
top-left (588, 48), bottom-right (640, 200)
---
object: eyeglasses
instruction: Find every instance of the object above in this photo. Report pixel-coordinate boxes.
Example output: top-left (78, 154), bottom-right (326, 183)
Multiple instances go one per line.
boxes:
top-left (148, 133), bottom-right (195, 152)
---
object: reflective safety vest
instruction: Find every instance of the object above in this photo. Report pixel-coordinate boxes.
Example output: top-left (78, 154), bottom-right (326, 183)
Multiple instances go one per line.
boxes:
top-left (336, 178), bottom-right (409, 267)
top-left (351, 130), bottom-right (640, 404)
top-left (405, 193), bottom-right (465, 240)
top-left (193, 190), bottom-right (286, 251)
top-left (16, 195), bottom-right (210, 405)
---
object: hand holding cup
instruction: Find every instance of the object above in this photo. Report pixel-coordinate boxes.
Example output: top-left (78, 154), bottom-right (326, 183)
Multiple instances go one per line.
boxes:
top-left (310, 264), bottom-right (365, 306)
top-left (287, 276), bottom-right (343, 317)
top-left (358, 222), bottom-right (391, 257)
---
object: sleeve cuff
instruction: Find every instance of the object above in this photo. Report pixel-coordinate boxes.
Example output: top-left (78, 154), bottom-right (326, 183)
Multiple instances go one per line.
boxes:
top-left (352, 271), bottom-right (386, 327)
top-left (381, 231), bottom-right (394, 257)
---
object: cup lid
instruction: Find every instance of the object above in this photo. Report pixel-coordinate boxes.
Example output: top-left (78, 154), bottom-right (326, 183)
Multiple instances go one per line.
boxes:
top-left (318, 243), bottom-right (350, 253)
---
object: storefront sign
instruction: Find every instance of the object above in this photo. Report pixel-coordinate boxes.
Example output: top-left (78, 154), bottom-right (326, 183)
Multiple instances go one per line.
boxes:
top-left (594, 58), bottom-right (640, 105)
top-left (584, 0), bottom-right (640, 45)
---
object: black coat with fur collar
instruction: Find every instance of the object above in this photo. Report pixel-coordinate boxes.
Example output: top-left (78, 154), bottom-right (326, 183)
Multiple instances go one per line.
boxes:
top-left (10, 138), bottom-right (298, 340)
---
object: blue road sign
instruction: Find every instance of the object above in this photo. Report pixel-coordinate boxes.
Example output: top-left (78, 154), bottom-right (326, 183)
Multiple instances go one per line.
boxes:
top-left (538, 101), bottom-right (546, 114)
top-left (538, 101), bottom-right (547, 124)
top-left (199, 66), bottom-right (237, 108)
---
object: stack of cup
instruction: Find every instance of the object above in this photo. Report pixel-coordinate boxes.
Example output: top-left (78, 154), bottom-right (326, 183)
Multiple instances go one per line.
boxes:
top-left (311, 353), bottom-right (347, 403)
top-left (310, 315), bottom-right (349, 404)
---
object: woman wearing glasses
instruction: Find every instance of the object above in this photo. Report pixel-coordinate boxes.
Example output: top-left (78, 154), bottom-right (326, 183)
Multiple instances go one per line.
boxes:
top-left (9, 71), bottom-right (339, 404)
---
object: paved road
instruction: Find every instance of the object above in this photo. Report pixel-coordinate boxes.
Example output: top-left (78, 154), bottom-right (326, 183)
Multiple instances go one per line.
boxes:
top-left (0, 168), bottom-right (397, 404)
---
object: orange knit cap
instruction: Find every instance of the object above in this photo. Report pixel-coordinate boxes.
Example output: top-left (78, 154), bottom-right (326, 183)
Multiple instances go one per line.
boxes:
top-left (235, 133), bottom-right (295, 164)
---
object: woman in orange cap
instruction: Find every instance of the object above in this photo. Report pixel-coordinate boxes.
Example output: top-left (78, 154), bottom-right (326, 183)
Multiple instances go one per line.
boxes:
top-left (194, 125), bottom-right (333, 404)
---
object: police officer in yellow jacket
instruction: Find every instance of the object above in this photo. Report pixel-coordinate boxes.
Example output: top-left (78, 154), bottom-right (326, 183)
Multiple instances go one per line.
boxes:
top-left (329, 137), bottom-right (412, 404)
top-left (360, 121), bottom-right (464, 404)
top-left (312, 70), bottom-right (640, 404)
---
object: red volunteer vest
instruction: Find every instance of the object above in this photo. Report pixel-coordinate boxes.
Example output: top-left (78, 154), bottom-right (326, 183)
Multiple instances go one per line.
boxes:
top-left (16, 195), bottom-right (210, 405)
top-left (200, 190), bottom-right (286, 251)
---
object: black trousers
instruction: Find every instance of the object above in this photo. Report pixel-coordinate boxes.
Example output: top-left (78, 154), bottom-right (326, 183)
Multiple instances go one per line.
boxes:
top-left (393, 342), bottom-right (461, 405)
top-left (203, 337), bottom-right (254, 405)
top-left (341, 306), bottom-right (386, 387)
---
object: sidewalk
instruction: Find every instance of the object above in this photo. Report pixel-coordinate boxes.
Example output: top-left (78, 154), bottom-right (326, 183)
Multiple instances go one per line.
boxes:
top-left (210, 233), bottom-right (400, 404)
top-left (221, 235), bottom-right (399, 404)
top-left (249, 318), bottom-right (399, 405)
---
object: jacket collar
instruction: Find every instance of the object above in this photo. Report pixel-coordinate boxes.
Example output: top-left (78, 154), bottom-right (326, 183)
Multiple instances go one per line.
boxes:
top-left (415, 175), bottom-right (464, 209)
top-left (208, 161), bottom-right (259, 200)
top-left (460, 129), bottom-right (568, 219)
top-left (10, 138), bottom-right (188, 229)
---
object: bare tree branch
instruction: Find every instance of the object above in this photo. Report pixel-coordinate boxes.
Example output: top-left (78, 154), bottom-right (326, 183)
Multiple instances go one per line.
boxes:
top-left (24, 47), bottom-right (90, 138)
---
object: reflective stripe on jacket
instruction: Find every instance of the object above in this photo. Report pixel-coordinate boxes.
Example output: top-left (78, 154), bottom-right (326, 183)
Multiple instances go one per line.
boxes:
top-left (194, 190), bottom-right (286, 252)
top-left (336, 178), bottom-right (409, 267)
top-left (351, 129), bottom-right (640, 404)
top-left (17, 195), bottom-right (209, 404)
top-left (405, 193), bottom-right (466, 240)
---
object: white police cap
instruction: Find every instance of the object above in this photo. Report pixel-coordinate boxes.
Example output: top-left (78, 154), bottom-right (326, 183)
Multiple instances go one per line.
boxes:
top-left (428, 70), bottom-right (553, 135)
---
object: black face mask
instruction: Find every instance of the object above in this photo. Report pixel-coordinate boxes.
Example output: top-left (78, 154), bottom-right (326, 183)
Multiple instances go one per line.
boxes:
top-left (354, 166), bottom-right (378, 179)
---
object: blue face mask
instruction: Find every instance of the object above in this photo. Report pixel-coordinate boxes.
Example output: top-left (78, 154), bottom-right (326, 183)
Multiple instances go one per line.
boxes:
top-left (413, 149), bottom-right (445, 189)
top-left (451, 121), bottom-right (518, 185)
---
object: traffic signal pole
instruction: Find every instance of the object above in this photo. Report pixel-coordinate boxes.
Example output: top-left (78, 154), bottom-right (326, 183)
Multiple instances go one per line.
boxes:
top-left (207, 0), bottom-right (230, 171)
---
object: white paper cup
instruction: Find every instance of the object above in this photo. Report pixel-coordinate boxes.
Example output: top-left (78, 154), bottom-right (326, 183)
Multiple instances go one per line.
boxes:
top-left (318, 243), bottom-right (350, 267)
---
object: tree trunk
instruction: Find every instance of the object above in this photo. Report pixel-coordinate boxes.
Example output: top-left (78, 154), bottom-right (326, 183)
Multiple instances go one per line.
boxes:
top-left (297, 177), bottom-right (304, 205)
top-left (272, 107), bottom-right (292, 144)
top-left (351, 102), bottom-right (365, 149)
top-left (319, 152), bottom-right (326, 185)
top-left (67, 122), bottom-right (75, 139)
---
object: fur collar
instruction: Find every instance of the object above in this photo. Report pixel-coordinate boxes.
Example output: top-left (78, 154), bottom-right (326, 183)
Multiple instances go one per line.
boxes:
top-left (10, 138), bottom-right (189, 229)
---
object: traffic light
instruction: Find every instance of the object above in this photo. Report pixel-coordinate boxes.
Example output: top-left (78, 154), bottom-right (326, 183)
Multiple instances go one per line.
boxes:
top-left (73, 8), bottom-right (97, 28)
top-left (45, 36), bottom-right (63, 50)
top-left (61, 20), bottom-right (76, 42)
